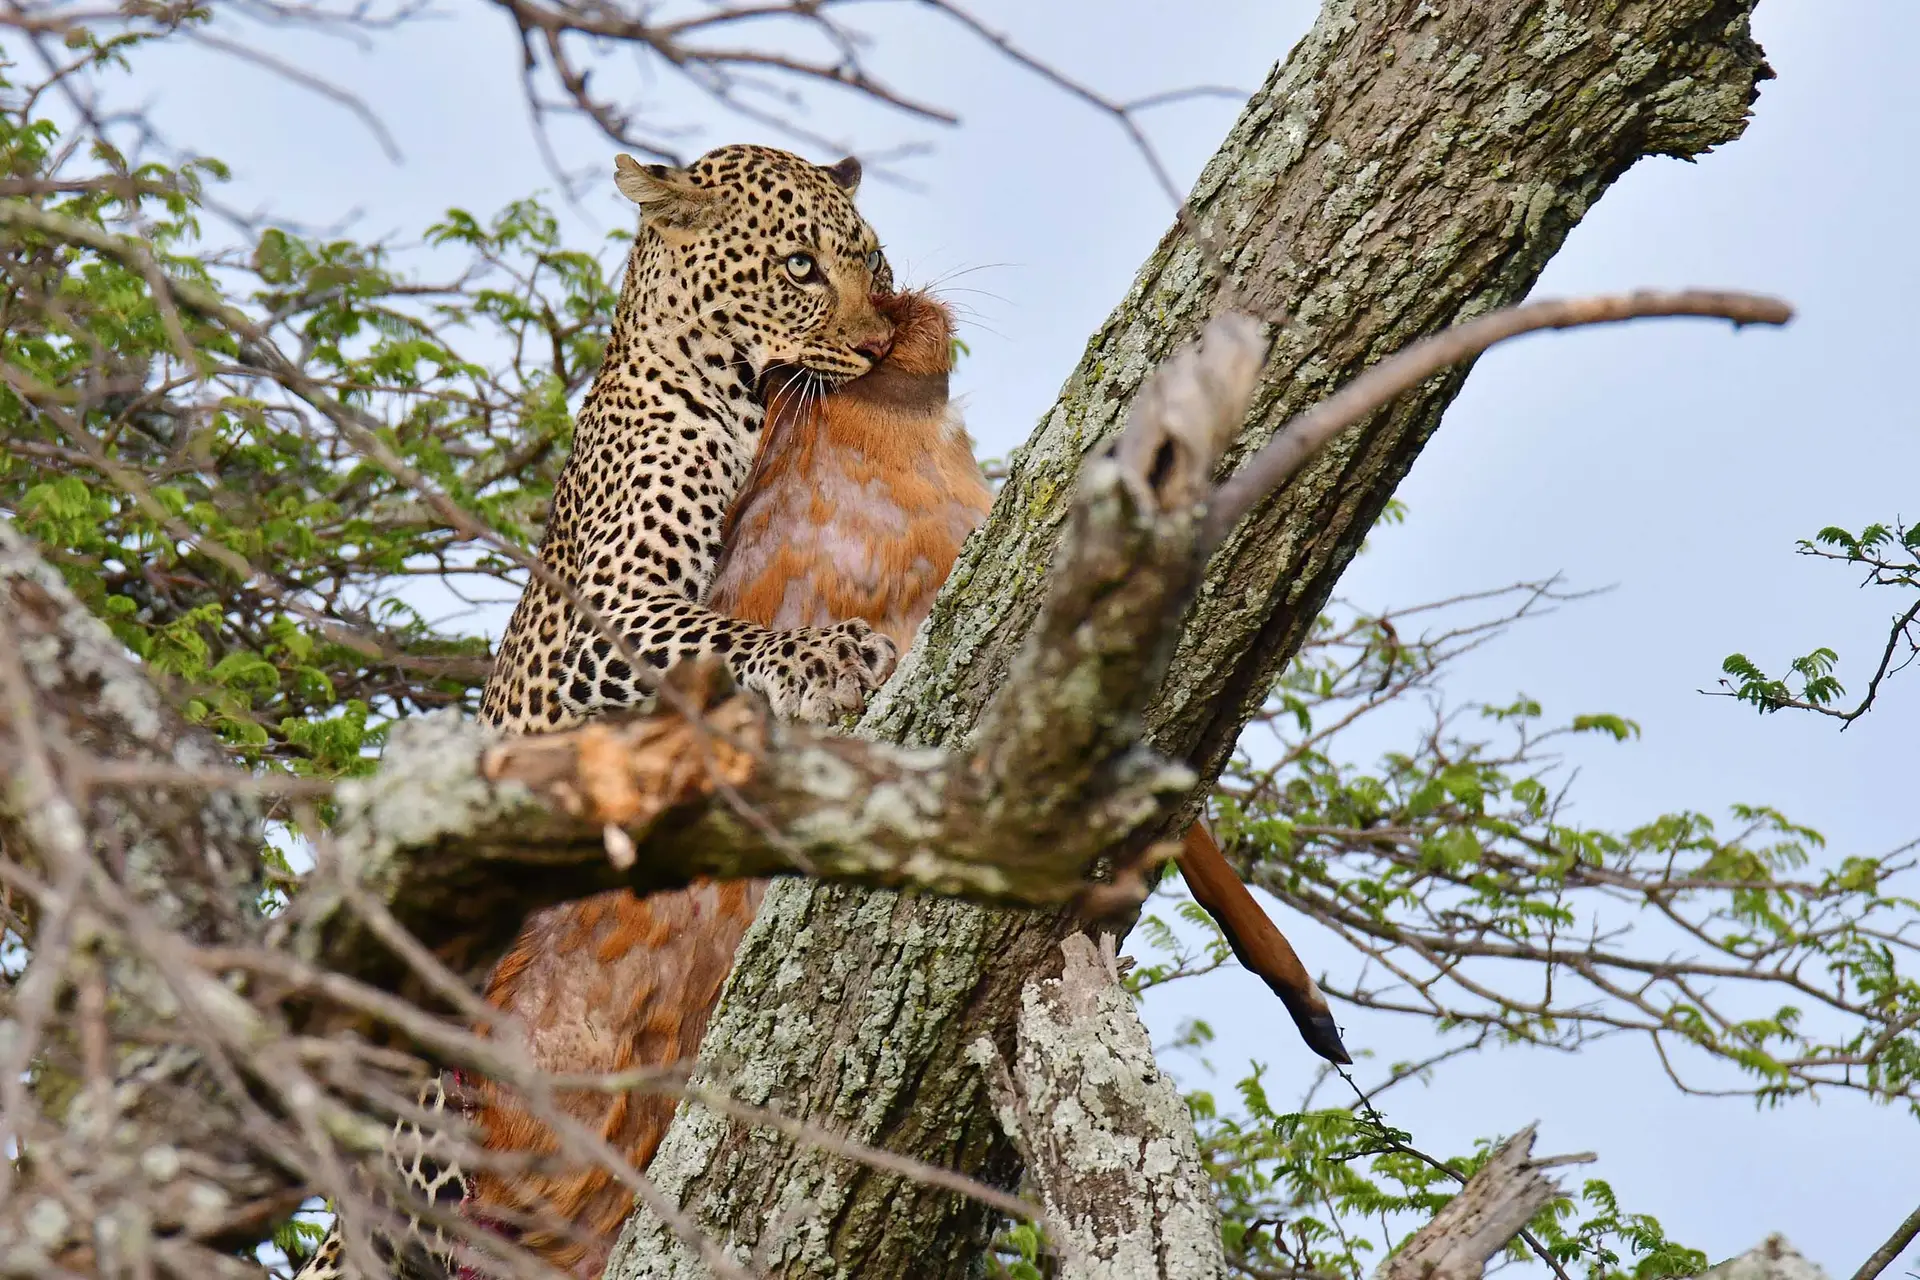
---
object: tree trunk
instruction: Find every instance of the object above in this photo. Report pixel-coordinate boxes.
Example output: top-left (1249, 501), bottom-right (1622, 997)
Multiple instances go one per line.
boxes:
top-left (608, 1), bottom-right (1771, 1276)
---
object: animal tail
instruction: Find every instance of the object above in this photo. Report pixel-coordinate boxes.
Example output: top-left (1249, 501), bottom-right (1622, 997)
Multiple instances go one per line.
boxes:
top-left (1174, 821), bottom-right (1352, 1065)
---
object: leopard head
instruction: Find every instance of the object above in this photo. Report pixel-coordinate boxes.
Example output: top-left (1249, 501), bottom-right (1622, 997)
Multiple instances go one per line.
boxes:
top-left (615, 144), bottom-right (895, 381)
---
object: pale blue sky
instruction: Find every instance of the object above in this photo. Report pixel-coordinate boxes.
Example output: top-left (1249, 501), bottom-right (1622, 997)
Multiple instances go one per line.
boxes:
top-left (124, 1), bottom-right (1917, 1273)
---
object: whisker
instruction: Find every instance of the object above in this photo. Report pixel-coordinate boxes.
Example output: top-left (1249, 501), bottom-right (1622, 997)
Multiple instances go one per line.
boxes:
top-left (952, 318), bottom-right (1011, 344)
top-left (924, 287), bottom-right (1011, 307)
top-left (802, 371), bottom-right (826, 429)
top-left (932, 299), bottom-right (994, 324)
top-left (766, 369), bottom-right (812, 430)
top-left (926, 263), bottom-right (1015, 287)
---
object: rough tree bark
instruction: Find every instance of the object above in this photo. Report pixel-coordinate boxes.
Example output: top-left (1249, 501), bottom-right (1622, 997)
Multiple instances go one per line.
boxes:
top-left (978, 934), bottom-right (1228, 1280)
top-left (610, 2), bottom-right (1772, 1276)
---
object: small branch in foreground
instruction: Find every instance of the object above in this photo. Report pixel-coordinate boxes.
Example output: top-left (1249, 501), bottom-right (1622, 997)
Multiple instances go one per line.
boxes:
top-left (1201, 290), bottom-right (1794, 552)
top-left (1849, 1201), bottom-right (1920, 1280)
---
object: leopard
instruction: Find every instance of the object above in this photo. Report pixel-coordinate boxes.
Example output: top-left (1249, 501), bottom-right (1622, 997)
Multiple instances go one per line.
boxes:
top-left (450, 289), bottom-right (981, 1280)
top-left (480, 144), bottom-right (902, 734)
top-left (295, 142), bottom-right (907, 1280)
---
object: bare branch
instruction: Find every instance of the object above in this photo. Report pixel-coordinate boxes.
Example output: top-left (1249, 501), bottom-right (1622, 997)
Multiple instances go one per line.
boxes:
top-left (486, 0), bottom-right (956, 181)
top-left (1202, 290), bottom-right (1794, 551)
top-left (1850, 1203), bottom-right (1920, 1280)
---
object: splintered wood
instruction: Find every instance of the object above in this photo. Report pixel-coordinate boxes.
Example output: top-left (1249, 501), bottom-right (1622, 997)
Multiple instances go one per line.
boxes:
top-left (480, 659), bottom-right (764, 847)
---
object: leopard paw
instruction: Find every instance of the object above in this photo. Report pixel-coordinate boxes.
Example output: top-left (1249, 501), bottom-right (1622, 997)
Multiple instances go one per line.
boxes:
top-left (746, 619), bottom-right (898, 723)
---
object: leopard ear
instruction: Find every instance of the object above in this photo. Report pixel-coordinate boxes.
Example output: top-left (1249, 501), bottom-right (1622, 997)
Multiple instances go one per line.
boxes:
top-left (614, 154), bottom-right (724, 230)
top-left (822, 156), bottom-right (862, 194)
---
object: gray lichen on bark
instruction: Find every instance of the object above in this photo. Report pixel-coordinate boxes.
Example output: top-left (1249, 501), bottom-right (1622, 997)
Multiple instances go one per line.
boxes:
top-left (611, 2), bottom-right (1772, 1278)
top-left (977, 934), bottom-right (1226, 1280)
top-left (1699, 1238), bottom-right (1832, 1280)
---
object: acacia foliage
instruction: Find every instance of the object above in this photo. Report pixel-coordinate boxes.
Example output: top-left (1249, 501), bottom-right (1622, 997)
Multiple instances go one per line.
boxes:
top-left (1127, 575), bottom-right (1918, 1280)
top-left (2, 41), bottom-right (611, 778)
top-left (1720, 519), bottom-right (1920, 723)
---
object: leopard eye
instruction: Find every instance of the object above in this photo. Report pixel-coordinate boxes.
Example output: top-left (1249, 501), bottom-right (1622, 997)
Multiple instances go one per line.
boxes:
top-left (864, 248), bottom-right (884, 275)
top-left (784, 251), bottom-right (817, 282)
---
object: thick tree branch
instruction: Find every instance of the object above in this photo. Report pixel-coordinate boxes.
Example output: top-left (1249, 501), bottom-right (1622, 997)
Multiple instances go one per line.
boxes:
top-left (0, 272), bottom-right (1783, 1276)
top-left (1850, 1204), bottom-right (1920, 1280)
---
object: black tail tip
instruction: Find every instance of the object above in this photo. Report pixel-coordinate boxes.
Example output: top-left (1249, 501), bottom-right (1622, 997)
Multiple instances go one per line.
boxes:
top-left (1295, 1011), bottom-right (1353, 1065)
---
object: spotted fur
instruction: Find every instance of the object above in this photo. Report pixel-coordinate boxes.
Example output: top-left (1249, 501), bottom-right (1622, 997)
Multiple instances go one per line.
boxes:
top-left (480, 144), bottom-right (901, 734)
top-left (296, 143), bottom-right (903, 1280)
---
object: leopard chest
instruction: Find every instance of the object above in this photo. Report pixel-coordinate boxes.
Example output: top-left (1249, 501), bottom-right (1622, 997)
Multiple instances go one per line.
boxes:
top-left (556, 352), bottom-right (762, 573)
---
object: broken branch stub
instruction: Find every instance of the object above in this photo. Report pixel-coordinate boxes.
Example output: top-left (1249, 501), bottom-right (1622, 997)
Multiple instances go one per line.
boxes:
top-left (969, 313), bottom-right (1267, 840)
top-left (483, 658), bottom-right (762, 833)
top-left (1377, 1127), bottom-right (1593, 1280)
top-left (1112, 311), bottom-right (1268, 518)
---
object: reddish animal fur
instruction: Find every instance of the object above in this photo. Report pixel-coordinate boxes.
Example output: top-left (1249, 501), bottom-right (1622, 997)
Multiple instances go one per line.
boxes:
top-left (468, 882), bottom-right (762, 1275)
top-left (711, 289), bottom-right (992, 648)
